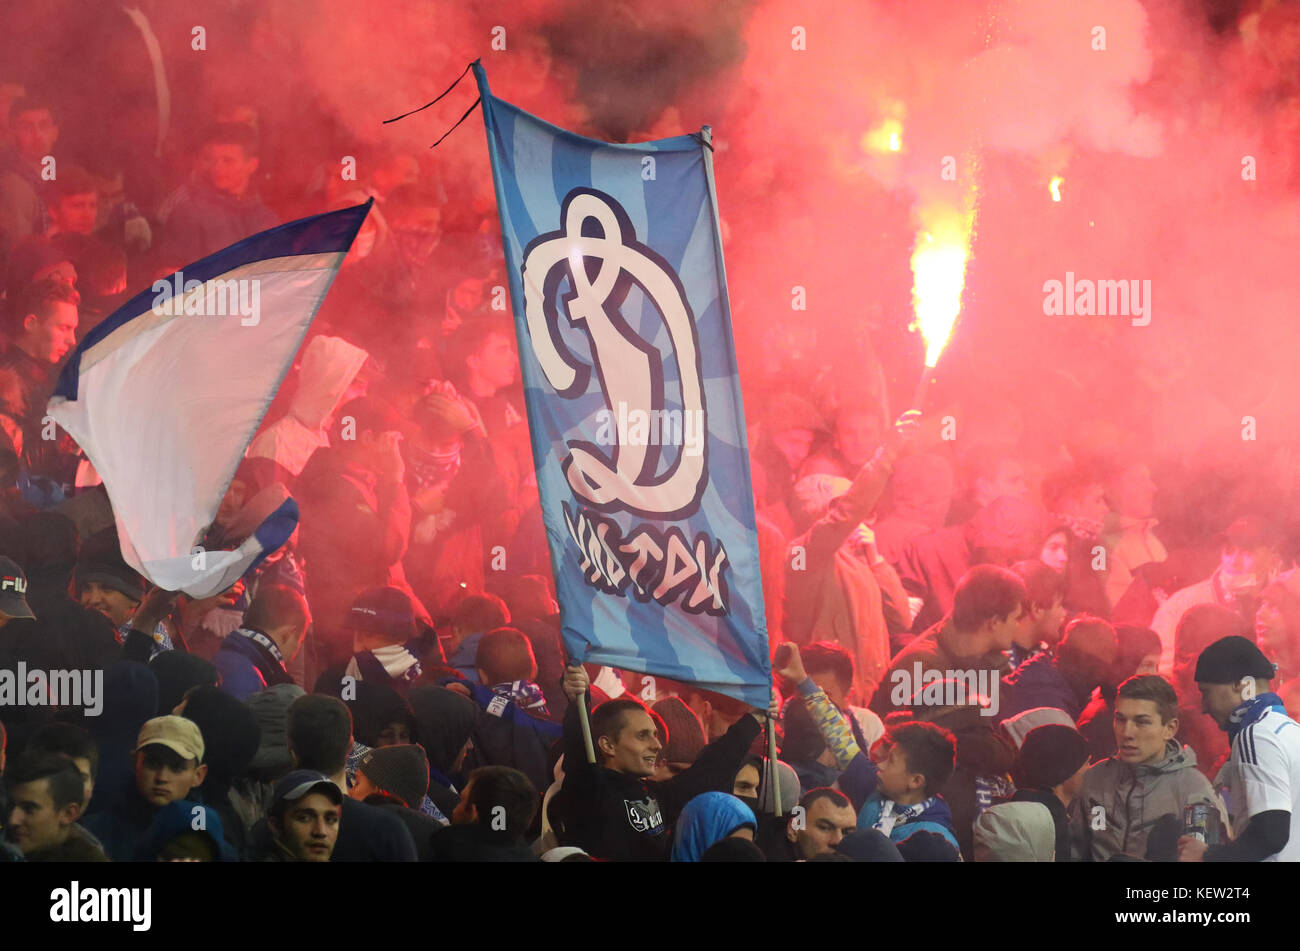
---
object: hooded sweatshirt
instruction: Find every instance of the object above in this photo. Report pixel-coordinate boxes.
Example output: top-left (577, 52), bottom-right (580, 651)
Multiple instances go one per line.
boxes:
top-left (136, 801), bottom-right (236, 861)
top-left (182, 686), bottom-right (263, 858)
top-left (557, 691), bottom-right (762, 861)
top-left (670, 792), bottom-right (757, 862)
top-left (148, 651), bottom-right (219, 718)
top-left (1075, 739), bottom-right (1228, 862)
top-left (245, 683), bottom-right (305, 781)
top-left (83, 780), bottom-right (175, 861)
top-left (973, 801), bottom-right (1056, 861)
top-left (408, 686), bottom-right (478, 815)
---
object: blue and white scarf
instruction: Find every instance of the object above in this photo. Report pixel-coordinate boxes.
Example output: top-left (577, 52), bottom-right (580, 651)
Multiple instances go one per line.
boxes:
top-left (1226, 691), bottom-right (1287, 745)
top-left (490, 680), bottom-right (549, 717)
top-left (346, 641), bottom-right (423, 686)
top-left (873, 796), bottom-right (940, 837)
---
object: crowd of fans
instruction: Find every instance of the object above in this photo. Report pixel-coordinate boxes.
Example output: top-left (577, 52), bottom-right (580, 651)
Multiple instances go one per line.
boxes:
top-left (1, 55), bottom-right (1299, 863)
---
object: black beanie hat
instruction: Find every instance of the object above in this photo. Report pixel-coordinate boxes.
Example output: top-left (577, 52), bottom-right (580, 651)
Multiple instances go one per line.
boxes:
top-left (1194, 635), bottom-right (1277, 685)
top-left (358, 744), bottom-right (429, 809)
top-left (1015, 724), bottom-right (1090, 790)
top-left (76, 530), bottom-right (146, 602)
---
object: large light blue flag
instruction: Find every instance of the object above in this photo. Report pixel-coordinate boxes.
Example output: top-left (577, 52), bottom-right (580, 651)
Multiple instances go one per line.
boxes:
top-left (474, 63), bottom-right (770, 707)
top-left (48, 201), bottom-right (372, 598)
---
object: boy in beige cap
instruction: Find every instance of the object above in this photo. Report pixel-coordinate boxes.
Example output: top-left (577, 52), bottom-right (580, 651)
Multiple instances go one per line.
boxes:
top-left (133, 716), bottom-right (207, 807)
top-left (83, 715), bottom-right (207, 860)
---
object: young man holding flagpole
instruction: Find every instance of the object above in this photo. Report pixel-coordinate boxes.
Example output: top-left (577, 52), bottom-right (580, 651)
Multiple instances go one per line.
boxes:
top-left (555, 664), bottom-right (775, 861)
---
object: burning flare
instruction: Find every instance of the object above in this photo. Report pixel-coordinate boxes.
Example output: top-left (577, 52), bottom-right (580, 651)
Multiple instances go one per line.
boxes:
top-left (862, 116), bottom-right (904, 154)
top-left (1049, 176), bottom-right (1063, 202)
top-left (909, 198), bottom-right (976, 369)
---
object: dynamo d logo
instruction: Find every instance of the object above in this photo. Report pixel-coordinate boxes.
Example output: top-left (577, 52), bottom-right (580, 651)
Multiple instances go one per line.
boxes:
top-left (524, 187), bottom-right (730, 617)
top-left (522, 187), bottom-right (707, 521)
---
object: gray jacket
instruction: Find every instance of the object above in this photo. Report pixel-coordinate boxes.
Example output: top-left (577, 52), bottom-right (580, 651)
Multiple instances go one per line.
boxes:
top-left (1074, 739), bottom-right (1227, 861)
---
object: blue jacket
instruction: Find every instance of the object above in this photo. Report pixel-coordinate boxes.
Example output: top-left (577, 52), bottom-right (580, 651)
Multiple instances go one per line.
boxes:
top-left (213, 637), bottom-right (268, 700)
top-left (83, 780), bottom-right (172, 862)
top-left (137, 801), bottom-right (237, 861)
top-left (158, 180), bottom-right (278, 264)
top-left (837, 753), bottom-right (961, 854)
top-left (998, 652), bottom-right (1086, 723)
top-left (215, 628), bottom-right (295, 701)
top-left (450, 632), bottom-right (485, 680)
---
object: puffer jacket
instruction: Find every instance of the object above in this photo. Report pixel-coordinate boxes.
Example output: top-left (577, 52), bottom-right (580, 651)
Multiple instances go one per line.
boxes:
top-left (1074, 739), bottom-right (1228, 862)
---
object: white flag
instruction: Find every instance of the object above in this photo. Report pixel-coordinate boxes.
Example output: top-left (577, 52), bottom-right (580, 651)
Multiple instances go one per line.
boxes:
top-left (48, 200), bottom-right (372, 597)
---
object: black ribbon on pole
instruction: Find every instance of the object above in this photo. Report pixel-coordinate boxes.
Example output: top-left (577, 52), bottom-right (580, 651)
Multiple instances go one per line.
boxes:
top-left (382, 60), bottom-right (475, 124)
top-left (382, 60), bottom-right (481, 150)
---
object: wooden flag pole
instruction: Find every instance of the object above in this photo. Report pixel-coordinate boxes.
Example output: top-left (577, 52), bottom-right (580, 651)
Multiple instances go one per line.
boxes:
top-left (768, 701), bottom-right (782, 817)
top-left (577, 686), bottom-right (597, 765)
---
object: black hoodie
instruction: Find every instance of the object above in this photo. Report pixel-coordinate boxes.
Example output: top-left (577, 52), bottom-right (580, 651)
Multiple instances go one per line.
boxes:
top-left (556, 691), bottom-right (761, 861)
top-left (428, 822), bottom-right (537, 862)
top-left (409, 686), bottom-right (478, 816)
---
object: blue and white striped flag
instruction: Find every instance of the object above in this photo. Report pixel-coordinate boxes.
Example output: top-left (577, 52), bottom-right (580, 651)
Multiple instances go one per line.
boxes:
top-left (47, 201), bottom-right (372, 598)
top-left (474, 63), bottom-right (770, 707)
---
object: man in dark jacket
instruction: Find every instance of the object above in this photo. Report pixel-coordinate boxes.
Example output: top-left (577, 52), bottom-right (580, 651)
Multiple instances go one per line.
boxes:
top-left (317, 586), bottom-right (437, 696)
top-left (870, 564), bottom-right (1027, 716)
top-left (408, 685), bottom-right (477, 817)
top-left (4, 752), bottom-right (107, 860)
top-left (556, 665), bottom-right (770, 861)
top-left (349, 743), bottom-right (443, 860)
top-left (177, 687), bottom-right (262, 860)
top-left (0, 278), bottom-right (83, 498)
top-left (999, 614), bottom-right (1119, 723)
top-left (261, 770), bottom-right (343, 862)
top-left (285, 694), bottom-right (417, 861)
top-left (213, 585), bottom-right (310, 700)
top-left (460, 626), bottom-right (561, 798)
top-left (430, 765), bottom-right (539, 861)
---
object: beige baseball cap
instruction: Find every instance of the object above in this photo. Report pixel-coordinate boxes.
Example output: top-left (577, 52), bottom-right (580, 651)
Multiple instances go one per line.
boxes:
top-left (135, 715), bottom-right (205, 763)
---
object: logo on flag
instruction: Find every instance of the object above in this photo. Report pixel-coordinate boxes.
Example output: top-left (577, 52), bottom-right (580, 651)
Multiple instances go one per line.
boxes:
top-left (522, 187), bottom-right (708, 521)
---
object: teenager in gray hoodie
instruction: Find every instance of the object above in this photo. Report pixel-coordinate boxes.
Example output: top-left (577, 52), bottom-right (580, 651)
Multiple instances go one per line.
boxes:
top-left (1074, 674), bottom-right (1227, 861)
